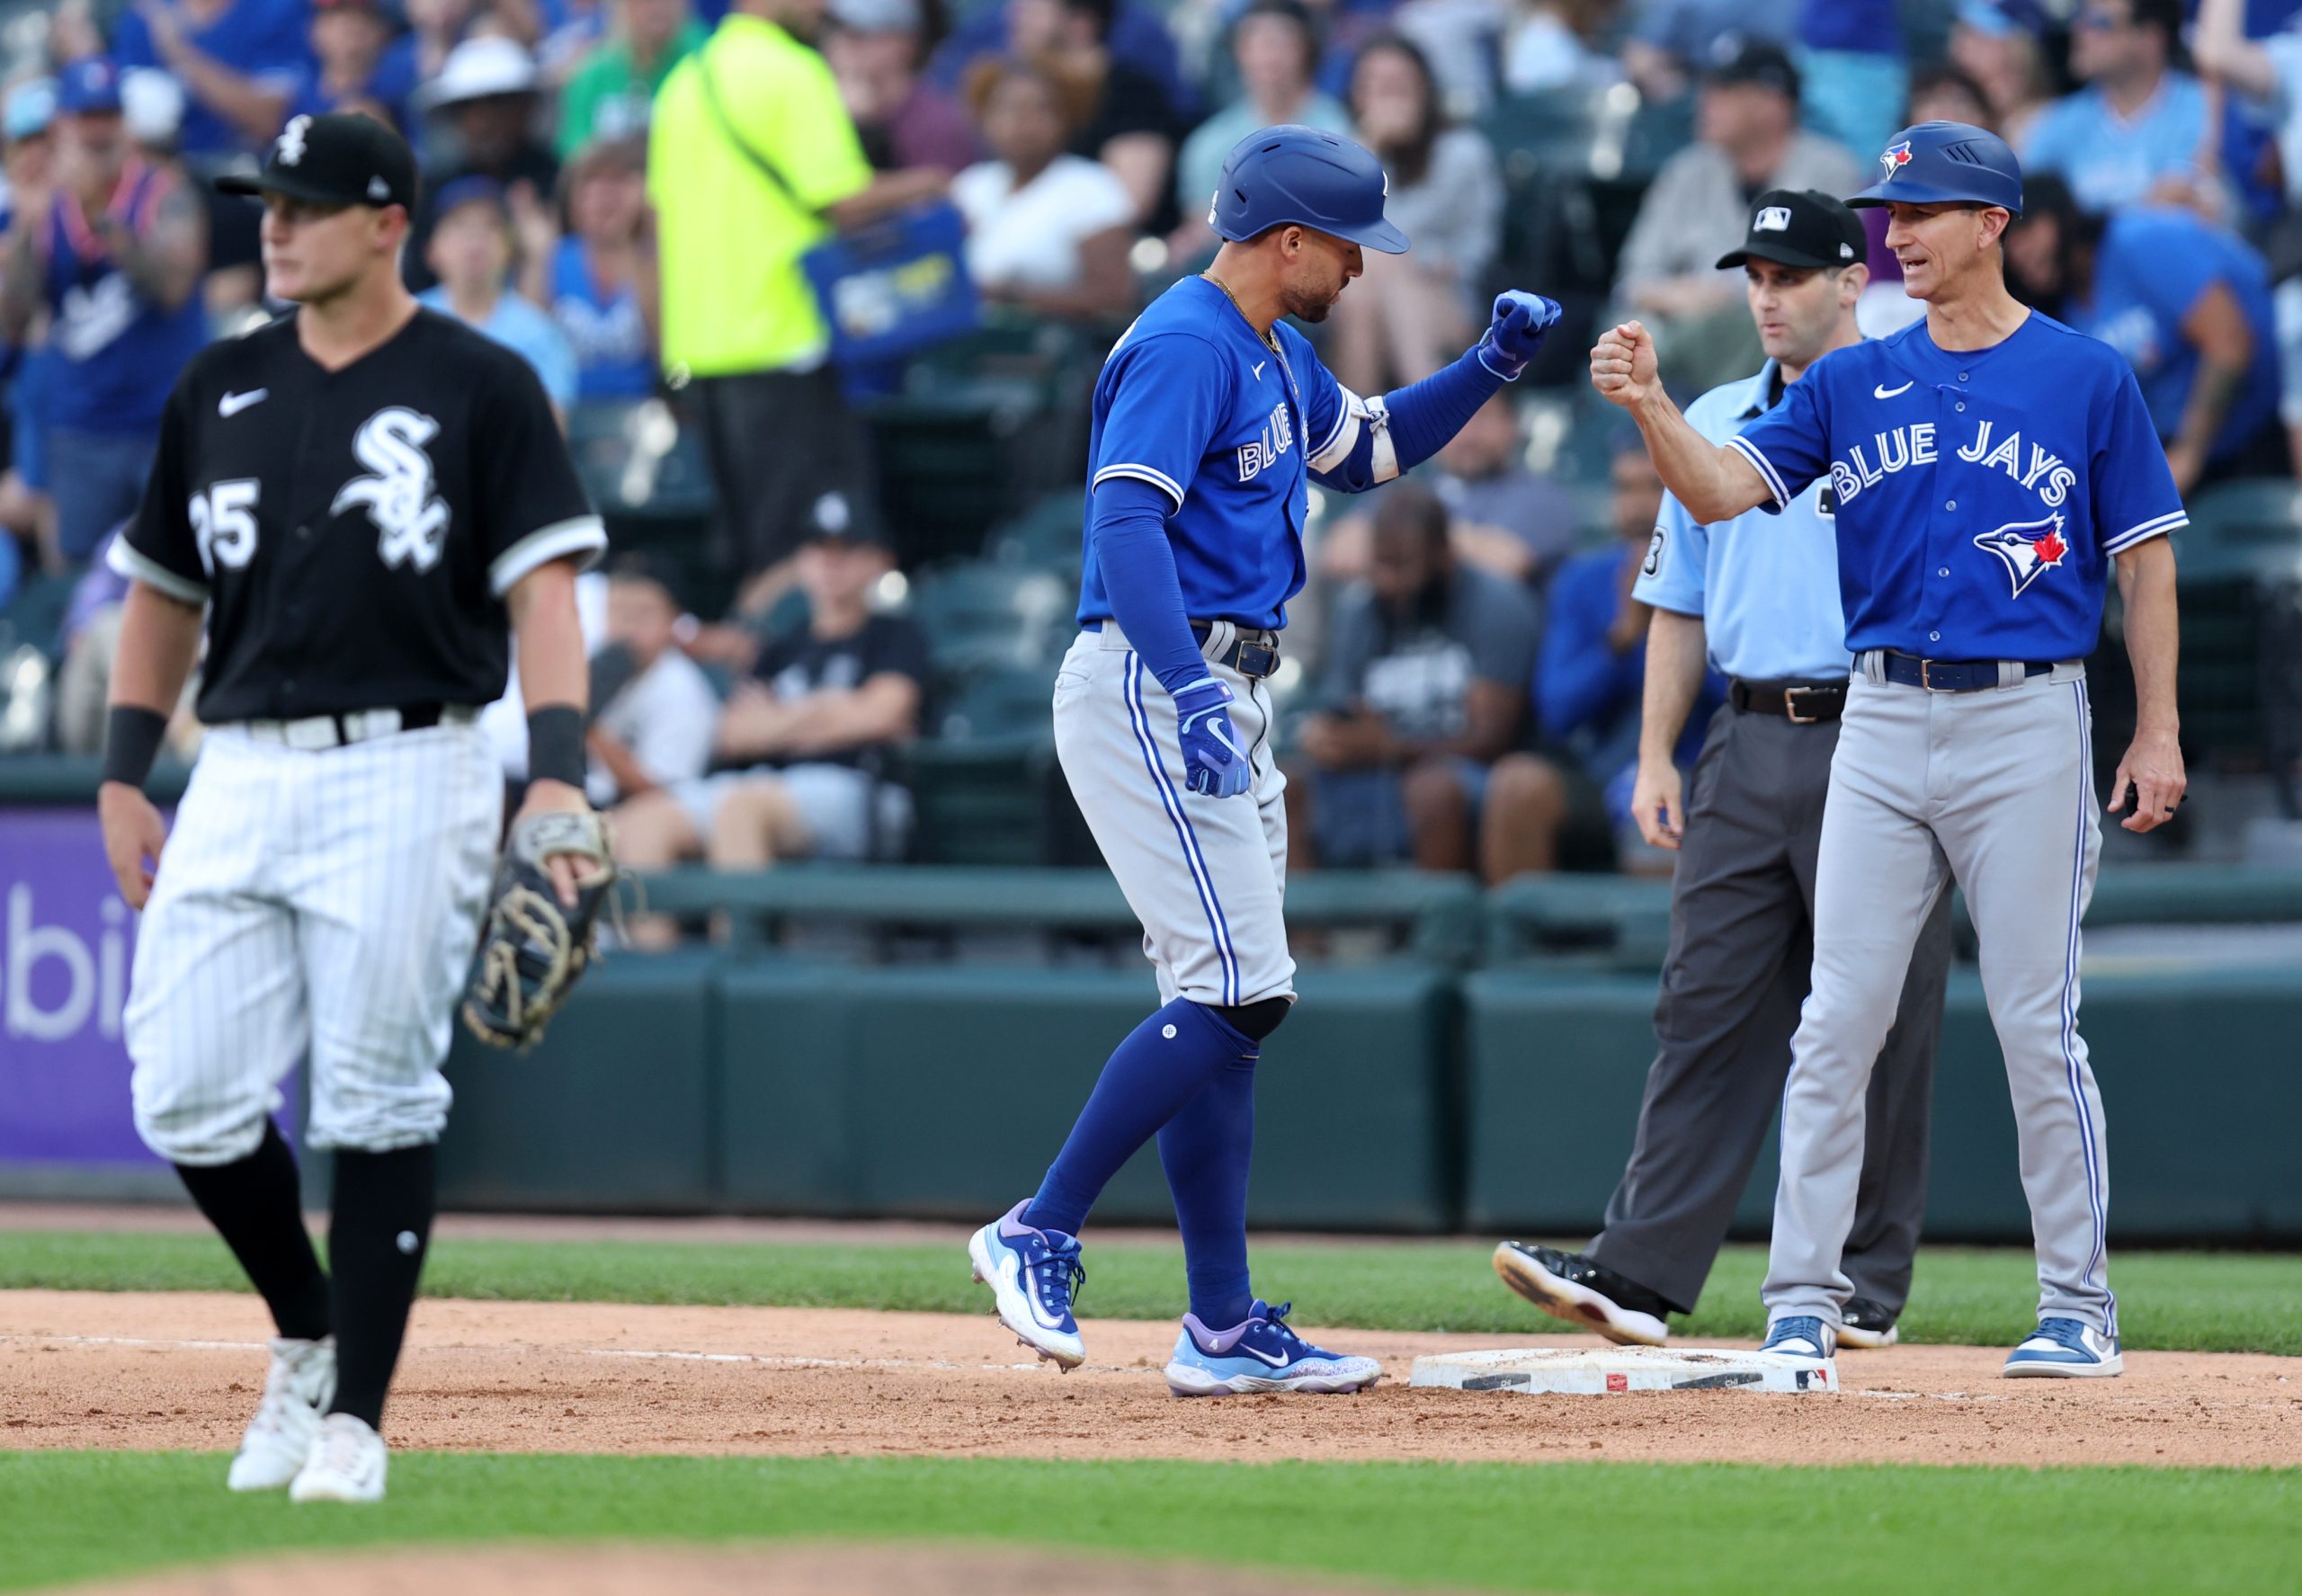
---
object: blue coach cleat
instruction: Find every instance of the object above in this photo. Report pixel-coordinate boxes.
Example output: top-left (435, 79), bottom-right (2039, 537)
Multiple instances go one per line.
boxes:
top-left (1164, 1299), bottom-right (1382, 1396)
top-left (2003, 1317), bottom-right (2123, 1378)
top-left (1759, 1315), bottom-right (1837, 1364)
top-left (968, 1201), bottom-right (1086, 1369)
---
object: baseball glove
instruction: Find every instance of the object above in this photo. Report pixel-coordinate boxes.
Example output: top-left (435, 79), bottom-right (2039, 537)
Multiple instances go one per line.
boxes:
top-left (460, 809), bottom-right (620, 1050)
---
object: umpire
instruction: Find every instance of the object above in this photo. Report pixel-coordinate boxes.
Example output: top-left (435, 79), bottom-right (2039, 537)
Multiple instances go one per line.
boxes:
top-left (1495, 192), bottom-right (1951, 1348)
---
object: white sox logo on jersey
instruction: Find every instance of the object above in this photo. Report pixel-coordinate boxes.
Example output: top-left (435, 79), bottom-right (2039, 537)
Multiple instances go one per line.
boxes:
top-left (1974, 513), bottom-right (2070, 598)
top-left (332, 407), bottom-right (451, 572)
top-left (1236, 398), bottom-right (1294, 482)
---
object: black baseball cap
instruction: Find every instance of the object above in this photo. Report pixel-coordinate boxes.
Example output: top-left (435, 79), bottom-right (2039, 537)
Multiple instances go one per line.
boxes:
top-left (215, 111), bottom-right (418, 211)
top-left (1705, 39), bottom-right (1799, 101)
top-left (1716, 189), bottom-right (1865, 271)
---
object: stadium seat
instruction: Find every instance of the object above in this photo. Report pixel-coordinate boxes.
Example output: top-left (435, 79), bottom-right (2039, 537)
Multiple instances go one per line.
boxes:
top-left (909, 561), bottom-right (1074, 676)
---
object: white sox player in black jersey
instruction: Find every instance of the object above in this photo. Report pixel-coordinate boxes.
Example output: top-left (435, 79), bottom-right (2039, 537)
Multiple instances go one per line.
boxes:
top-left (96, 113), bottom-right (606, 1502)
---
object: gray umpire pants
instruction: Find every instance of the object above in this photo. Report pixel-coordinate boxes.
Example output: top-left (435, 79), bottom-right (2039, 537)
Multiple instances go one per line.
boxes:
top-left (1764, 660), bottom-right (2113, 1335)
top-left (1586, 696), bottom-right (1952, 1315)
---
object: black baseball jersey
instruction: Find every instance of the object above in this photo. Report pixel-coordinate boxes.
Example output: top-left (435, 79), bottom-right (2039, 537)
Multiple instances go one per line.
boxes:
top-left (111, 308), bottom-right (605, 724)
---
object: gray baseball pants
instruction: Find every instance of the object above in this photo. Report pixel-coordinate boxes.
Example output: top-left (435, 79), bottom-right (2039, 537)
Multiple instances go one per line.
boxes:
top-left (1764, 657), bottom-right (2114, 1335)
top-left (1588, 697), bottom-right (1951, 1315)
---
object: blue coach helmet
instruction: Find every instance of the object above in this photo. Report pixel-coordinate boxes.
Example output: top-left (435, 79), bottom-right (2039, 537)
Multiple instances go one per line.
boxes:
top-left (1209, 125), bottom-right (1410, 254)
top-left (1845, 120), bottom-right (2024, 216)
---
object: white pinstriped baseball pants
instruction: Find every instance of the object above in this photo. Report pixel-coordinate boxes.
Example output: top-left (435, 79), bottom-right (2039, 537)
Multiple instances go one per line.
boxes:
top-left (1763, 663), bottom-right (2115, 1334)
top-left (127, 723), bottom-right (502, 1165)
top-left (1054, 624), bottom-right (1296, 1009)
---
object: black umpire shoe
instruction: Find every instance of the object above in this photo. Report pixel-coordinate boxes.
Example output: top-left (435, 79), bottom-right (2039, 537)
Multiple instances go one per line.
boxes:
top-left (1493, 1243), bottom-right (1672, 1347)
top-left (1839, 1297), bottom-right (1901, 1349)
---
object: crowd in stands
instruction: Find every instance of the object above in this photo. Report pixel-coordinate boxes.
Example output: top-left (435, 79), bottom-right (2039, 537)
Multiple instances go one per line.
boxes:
top-left (3, 0), bottom-right (2301, 916)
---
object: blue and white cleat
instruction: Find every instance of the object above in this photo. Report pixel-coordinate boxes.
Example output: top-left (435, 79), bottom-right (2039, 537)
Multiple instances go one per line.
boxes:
top-left (2003, 1317), bottom-right (2123, 1378)
top-left (1758, 1315), bottom-right (1837, 1365)
top-left (968, 1201), bottom-right (1086, 1369)
top-left (1164, 1299), bottom-right (1382, 1396)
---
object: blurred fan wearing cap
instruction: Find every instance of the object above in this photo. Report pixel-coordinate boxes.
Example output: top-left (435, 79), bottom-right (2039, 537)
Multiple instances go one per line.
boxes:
top-left (2019, 0), bottom-right (2208, 214)
top-left (824, 0), bottom-right (977, 176)
top-left (1611, 37), bottom-right (1866, 394)
top-left (406, 35), bottom-right (558, 294)
top-left (1617, 9), bottom-right (1797, 103)
top-left (558, 0), bottom-right (708, 156)
top-left (0, 56), bottom-right (209, 568)
top-left (416, 174), bottom-right (579, 417)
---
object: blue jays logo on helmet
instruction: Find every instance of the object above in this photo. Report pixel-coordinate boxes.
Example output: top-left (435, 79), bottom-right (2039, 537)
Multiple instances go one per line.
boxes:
top-left (1846, 120), bottom-right (2023, 214)
top-left (1878, 140), bottom-right (1914, 182)
top-left (1974, 513), bottom-right (2070, 598)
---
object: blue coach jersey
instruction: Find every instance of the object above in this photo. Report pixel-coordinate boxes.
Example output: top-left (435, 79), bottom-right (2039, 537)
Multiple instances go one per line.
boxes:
top-left (1081, 275), bottom-right (1368, 631)
top-left (1726, 312), bottom-right (2186, 663)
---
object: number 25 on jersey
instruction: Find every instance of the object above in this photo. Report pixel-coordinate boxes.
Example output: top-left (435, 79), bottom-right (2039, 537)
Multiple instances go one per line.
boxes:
top-left (190, 480), bottom-right (261, 575)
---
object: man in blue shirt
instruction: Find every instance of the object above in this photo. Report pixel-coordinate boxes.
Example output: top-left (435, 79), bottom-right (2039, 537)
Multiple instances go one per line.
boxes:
top-left (1593, 122), bottom-right (2186, 1379)
top-left (2006, 174), bottom-right (2285, 490)
top-left (417, 176), bottom-right (579, 416)
top-left (2021, 0), bottom-right (2212, 210)
top-left (1498, 192), bottom-right (1951, 1354)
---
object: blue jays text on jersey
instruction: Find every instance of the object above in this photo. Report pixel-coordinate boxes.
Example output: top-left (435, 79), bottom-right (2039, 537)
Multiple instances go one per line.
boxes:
top-left (1079, 275), bottom-right (1402, 631)
top-left (1725, 312), bottom-right (2185, 664)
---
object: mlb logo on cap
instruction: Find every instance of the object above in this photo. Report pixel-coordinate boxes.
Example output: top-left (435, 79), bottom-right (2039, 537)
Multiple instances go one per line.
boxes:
top-left (1755, 207), bottom-right (1792, 232)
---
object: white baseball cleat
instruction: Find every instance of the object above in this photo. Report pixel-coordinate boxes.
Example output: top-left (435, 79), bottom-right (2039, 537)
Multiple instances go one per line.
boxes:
top-left (1758, 1315), bottom-right (1838, 1366)
top-left (226, 1336), bottom-right (337, 1492)
top-left (289, 1413), bottom-right (388, 1503)
top-left (2003, 1318), bottom-right (2123, 1378)
top-left (968, 1201), bottom-right (1086, 1369)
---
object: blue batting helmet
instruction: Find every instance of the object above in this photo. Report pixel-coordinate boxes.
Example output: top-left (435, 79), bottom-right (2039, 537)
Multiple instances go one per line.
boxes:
top-left (1845, 120), bottom-right (2024, 216)
top-left (1209, 125), bottom-right (1410, 254)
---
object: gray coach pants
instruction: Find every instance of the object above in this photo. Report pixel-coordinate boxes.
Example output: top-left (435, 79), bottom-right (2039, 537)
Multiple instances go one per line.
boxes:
top-left (1588, 699), bottom-right (1951, 1315)
top-left (1764, 659), bottom-right (2113, 1335)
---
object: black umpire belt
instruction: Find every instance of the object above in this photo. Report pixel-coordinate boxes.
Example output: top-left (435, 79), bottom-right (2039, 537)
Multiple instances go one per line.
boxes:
top-left (1190, 620), bottom-right (1281, 680)
top-left (1729, 679), bottom-right (1846, 723)
top-left (1877, 651), bottom-right (2054, 694)
top-left (236, 702), bottom-right (477, 750)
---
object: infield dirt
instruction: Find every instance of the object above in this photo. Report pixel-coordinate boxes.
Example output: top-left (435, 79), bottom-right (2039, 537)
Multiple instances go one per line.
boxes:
top-left (4, 1289), bottom-right (2298, 1467)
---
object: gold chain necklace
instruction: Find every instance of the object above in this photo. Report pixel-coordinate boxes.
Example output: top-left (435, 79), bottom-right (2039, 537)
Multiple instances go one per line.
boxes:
top-left (1201, 272), bottom-right (1280, 354)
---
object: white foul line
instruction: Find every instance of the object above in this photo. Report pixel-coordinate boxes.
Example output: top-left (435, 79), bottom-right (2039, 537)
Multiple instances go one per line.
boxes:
top-left (0, 1332), bottom-right (1046, 1374)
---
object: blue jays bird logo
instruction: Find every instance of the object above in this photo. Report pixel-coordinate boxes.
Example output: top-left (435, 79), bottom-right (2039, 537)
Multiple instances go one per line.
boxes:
top-left (1974, 513), bottom-right (2071, 598)
top-left (1879, 140), bottom-right (1913, 182)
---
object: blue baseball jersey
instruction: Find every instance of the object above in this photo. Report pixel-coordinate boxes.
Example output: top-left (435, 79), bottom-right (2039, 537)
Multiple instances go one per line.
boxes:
top-left (1633, 359), bottom-right (1851, 682)
top-left (1726, 312), bottom-right (2186, 663)
top-left (40, 162), bottom-right (211, 436)
top-left (1081, 275), bottom-right (1382, 630)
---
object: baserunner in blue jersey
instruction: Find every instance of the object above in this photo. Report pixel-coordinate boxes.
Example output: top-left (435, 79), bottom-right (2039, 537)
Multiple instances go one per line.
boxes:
top-left (968, 126), bottom-right (1561, 1397)
top-left (1592, 121), bottom-right (2186, 1381)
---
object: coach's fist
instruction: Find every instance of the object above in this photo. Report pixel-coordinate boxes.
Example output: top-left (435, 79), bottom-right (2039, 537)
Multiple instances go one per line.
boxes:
top-left (1591, 320), bottom-right (1661, 410)
top-left (1476, 290), bottom-right (1563, 380)
top-left (1173, 677), bottom-right (1252, 799)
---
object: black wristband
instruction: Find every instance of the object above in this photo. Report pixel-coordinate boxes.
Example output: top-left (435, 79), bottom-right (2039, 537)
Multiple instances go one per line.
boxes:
top-left (526, 703), bottom-right (586, 789)
top-left (101, 706), bottom-right (169, 791)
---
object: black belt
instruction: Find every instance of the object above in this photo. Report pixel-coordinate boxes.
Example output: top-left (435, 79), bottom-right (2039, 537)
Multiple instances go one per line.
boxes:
top-left (1729, 679), bottom-right (1846, 723)
top-left (1878, 652), bottom-right (2054, 694)
top-left (1190, 621), bottom-right (1281, 680)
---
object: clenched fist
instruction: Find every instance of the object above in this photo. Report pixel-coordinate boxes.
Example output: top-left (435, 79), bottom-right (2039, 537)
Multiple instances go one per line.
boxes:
top-left (1591, 320), bottom-right (1661, 410)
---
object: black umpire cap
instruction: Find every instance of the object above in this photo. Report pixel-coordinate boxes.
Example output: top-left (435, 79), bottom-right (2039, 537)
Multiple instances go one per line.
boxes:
top-left (1716, 189), bottom-right (1865, 272)
top-left (215, 111), bottom-right (419, 211)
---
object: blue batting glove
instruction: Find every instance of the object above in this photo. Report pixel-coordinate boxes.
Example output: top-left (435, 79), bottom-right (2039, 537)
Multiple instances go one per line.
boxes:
top-left (1173, 676), bottom-right (1252, 798)
top-left (1476, 290), bottom-right (1564, 380)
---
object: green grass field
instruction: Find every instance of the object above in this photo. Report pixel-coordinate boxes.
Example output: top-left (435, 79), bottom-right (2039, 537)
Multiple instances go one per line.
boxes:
top-left (5, 1226), bottom-right (2298, 1592)
top-left (1, 1454), bottom-right (2295, 1596)
top-left (4, 1227), bottom-right (2298, 1354)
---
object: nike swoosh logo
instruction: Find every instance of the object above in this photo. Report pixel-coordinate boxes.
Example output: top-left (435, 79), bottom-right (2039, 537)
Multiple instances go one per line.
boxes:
top-left (219, 388), bottom-right (269, 416)
top-left (1231, 1342), bottom-right (1292, 1367)
top-left (1873, 380), bottom-right (1914, 399)
top-left (1252, 361), bottom-right (1265, 379)
top-left (1000, 1253), bottom-right (1063, 1329)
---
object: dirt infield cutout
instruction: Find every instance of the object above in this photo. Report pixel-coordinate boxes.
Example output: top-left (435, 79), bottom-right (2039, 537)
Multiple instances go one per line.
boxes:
top-left (4, 1290), bottom-right (2298, 1467)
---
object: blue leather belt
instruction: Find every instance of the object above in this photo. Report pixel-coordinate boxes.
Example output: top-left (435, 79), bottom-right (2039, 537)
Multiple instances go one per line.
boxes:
top-left (1880, 651), bottom-right (2053, 693)
top-left (1191, 621), bottom-right (1281, 680)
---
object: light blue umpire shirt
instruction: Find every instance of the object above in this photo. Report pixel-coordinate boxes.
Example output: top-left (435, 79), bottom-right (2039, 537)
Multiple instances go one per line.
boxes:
top-left (1631, 358), bottom-right (1851, 682)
